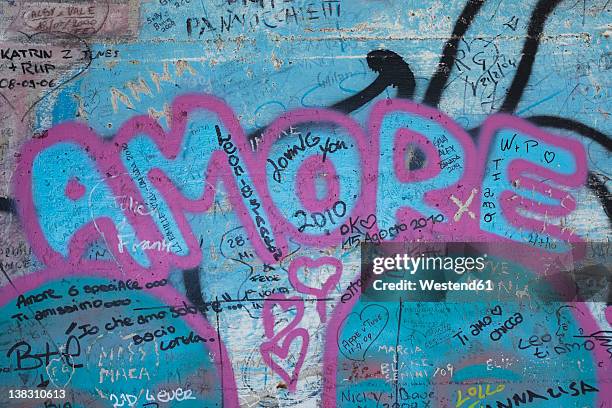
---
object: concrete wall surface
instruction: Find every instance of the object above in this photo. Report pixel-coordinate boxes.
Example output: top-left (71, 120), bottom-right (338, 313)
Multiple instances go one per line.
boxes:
top-left (0, 0), bottom-right (610, 407)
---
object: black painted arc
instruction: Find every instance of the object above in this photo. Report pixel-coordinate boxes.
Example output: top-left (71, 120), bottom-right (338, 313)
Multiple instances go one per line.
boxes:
top-left (422, 0), bottom-right (487, 107)
top-left (331, 49), bottom-right (416, 113)
top-left (498, 0), bottom-right (563, 112)
top-left (248, 50), bottom-right (415, 147)
top-left (526, 115), bottom-right (612, 152)
top-left (587, 171), bottom-right (612, 225)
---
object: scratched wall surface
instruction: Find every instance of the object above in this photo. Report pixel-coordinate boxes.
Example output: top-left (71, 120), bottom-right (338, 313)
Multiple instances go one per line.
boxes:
top-left (0, 0), bottom-right (610, 407)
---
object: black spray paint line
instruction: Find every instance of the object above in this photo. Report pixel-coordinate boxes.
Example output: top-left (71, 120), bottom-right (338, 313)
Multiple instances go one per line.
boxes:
top-left (422, 0), bottom-right (487, 107)
top-left (526, 115), bottom-right (612, 152)
top-left (498, 0), bottom-right (563, 112)
top-left (182, 267), bottom-right (208, 318)
top-left (0, 196), bottom-right (16, 214)
top-left (587, 171), bottom-right (612, 226)
top-left (216, 309), bottom-right (225, 408)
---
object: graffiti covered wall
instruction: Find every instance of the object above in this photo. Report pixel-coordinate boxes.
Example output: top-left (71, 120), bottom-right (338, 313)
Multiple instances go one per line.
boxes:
top-left (0, 0), bottom-right (610, 406)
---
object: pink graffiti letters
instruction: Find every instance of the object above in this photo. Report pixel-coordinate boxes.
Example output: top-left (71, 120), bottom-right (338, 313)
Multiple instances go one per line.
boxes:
top-left (8, 91), bottom-right (597, 403)
top-left (260, 294), bottom-right (309, 392)
top-left (477, 115), bottom-right (587, 242)
top-left (15, 94), bottom-right (588, 282)
top-left (15, 94), bottom-right (287, 279)
top-left (255, 108), bottom-right (371, 248)
top-left (368, 99), bottom-right (481, 240)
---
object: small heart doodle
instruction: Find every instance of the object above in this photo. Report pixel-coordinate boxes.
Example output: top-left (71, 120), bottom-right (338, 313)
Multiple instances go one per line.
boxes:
top-left (490, 305), bottom-right (502, 316)
top-left (359, 214), bottom-right (377, 230)
top-left (544, 150), bottom-right (555, 163)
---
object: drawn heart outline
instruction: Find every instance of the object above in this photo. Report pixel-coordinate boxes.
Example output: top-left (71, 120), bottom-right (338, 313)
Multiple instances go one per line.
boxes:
top-left (490, 305), bottom-right (502, 316)
top-left (287, 256), bottom-right (342, 322)
top-left (544, 151), bottom-right (555, 163)
top-left (337, 304), bottom-right (389, 361)
top-left (0, 30), bottom-right (92, 120)
top-left (260, 328), bottom-right (309, 392)
top-left (45, 355), bottom-right (75, 388)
